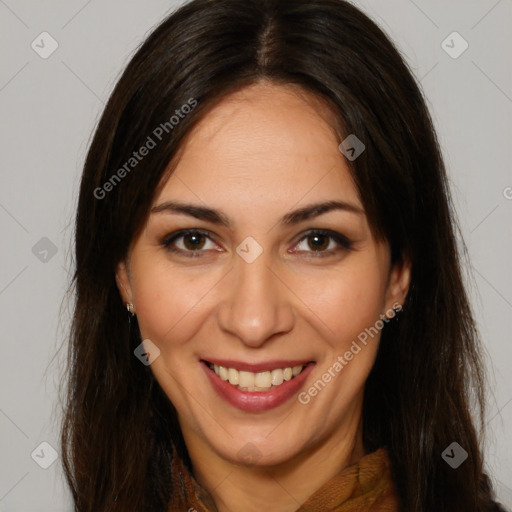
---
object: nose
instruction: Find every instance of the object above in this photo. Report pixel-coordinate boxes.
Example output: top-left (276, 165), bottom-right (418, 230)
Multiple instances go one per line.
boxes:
top-left (216, 253), bottom-right (295, 347)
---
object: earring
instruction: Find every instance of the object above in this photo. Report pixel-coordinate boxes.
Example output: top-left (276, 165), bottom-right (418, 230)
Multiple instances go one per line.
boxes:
top-left (126, 303), bottom-right (135, 315)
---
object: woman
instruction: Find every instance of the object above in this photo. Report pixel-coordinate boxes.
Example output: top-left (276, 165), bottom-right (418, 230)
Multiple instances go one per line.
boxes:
top-left (61, 0), bottom-right (506, 510)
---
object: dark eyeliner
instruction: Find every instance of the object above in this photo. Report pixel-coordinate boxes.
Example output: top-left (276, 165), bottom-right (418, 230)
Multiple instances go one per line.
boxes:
top-left (161, 227), bottom-right (352, 257)
top-left (161, 228), bottom-right (213, 255)
top-left (295, 228), bottom-right (353, 254)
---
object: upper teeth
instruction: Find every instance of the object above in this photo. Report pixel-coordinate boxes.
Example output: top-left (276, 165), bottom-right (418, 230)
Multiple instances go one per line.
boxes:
top-left (211, 364), bottom-right (305, 391)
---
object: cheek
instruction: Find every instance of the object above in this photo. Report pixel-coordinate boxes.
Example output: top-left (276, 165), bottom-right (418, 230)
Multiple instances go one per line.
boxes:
top-left (293, 257), bottom-right (388, 343)
top-left (130, 257), bottom-right (221, 347)
top-left (294, 260), bottom-right (389, 413)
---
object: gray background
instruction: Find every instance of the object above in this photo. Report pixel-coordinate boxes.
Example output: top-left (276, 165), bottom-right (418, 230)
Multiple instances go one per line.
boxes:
top-left (0, 1), bottom-right (511, 510)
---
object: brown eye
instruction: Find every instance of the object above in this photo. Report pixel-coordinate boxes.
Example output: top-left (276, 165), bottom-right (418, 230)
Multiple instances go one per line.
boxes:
top-left (293, 229), bottom-right (353, 257)
top-left (183, 232), bottom-right (207, 250)
top-left (162, 229), bottom-right (218, 256)
top-left (307, 234), bottom-right (330, 251)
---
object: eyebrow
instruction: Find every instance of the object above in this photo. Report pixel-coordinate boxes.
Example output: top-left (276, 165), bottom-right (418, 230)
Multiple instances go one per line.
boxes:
top-left (150, 200), bottom-right (364, 227)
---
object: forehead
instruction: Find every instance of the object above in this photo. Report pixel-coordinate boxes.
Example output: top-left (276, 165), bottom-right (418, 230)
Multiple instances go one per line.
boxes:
top-left (155, 82), bottom-right (361, 210)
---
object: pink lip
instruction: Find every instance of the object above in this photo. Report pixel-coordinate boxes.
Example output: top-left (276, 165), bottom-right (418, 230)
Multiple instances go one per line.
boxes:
top-left (200, 360), bottom-right (315, 412)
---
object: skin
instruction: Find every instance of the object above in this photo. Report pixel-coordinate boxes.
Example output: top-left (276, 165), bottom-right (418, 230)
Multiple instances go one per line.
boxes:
top-left (117, 81), bottom-right (410, 512)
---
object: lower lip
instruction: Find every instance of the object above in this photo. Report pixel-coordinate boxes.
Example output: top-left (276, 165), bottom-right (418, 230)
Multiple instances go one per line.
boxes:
top-left (201, 361), bottom-right (315, 412)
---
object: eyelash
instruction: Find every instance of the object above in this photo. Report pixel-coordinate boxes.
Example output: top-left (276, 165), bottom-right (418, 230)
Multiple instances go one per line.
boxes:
top-left (161, 228), bottom-right (353, 258)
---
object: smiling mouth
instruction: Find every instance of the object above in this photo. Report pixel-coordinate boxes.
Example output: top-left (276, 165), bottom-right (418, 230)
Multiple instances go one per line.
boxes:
top-left (203, 361), bottom-right (313, 392)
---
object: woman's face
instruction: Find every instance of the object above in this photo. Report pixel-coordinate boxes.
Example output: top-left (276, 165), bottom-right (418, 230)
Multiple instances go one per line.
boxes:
top-left (117, 82), bottom-right (409, 468)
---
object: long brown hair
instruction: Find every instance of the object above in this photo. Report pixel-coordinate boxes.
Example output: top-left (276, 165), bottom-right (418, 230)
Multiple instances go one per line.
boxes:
top-left (62, 0), bottom-right (505, 510)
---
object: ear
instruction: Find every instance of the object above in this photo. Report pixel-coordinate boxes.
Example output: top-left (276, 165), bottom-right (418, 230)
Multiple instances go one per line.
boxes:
top-left (115, 261), bottom-right (133, 306)
top-left (384, 256), bottom-right (411, 313)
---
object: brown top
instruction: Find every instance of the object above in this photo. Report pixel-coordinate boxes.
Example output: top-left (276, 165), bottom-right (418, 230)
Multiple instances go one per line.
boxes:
top-left (167, 445), bottom-right (399, 512)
